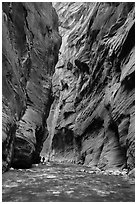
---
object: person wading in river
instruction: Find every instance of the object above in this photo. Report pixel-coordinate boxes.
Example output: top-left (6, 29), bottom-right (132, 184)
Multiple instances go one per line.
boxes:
top-left (41, 156), bottom-right (45, 164)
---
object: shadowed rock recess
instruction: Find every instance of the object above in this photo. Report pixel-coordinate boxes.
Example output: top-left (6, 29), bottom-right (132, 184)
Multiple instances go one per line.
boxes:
top-left (45, 2), bottom-right (135, 172)
top-left (2, 2), bottom-right (61, 171)
top-left (2, 2), bottom-right (135, 174)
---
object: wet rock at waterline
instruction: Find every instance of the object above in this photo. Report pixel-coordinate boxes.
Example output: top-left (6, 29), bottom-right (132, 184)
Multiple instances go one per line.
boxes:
top-left (46, 2), bottom-right (135, 171)
top-left (2, 2), bottom-right (61, 171)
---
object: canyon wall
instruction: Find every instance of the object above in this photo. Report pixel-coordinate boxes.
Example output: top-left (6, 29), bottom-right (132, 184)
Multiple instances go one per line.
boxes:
top-left (2, 2), bottom-right (135, 173)
top-left (47, 2), bottom-right (135, 171)
top-left (2, 2), bottom-right (61, 171)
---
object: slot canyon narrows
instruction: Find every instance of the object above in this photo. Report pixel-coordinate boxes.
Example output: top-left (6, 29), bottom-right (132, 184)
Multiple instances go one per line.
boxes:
top-left (2, 2), bottom-right (135, 202)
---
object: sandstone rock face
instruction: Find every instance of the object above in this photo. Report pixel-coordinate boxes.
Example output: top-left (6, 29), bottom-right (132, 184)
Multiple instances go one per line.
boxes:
top-left (2, 2), bottom-right (61, 171)
top-left (47, 2), bottom-right (135, 170)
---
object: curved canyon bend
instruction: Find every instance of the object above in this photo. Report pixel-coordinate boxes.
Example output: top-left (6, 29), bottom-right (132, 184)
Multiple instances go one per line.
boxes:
top-left (2, 2), bottom-right (135, 202)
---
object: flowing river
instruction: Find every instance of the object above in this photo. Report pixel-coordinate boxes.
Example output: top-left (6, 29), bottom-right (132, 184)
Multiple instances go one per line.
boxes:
top-left (2, 162), bottom-right (135, 202)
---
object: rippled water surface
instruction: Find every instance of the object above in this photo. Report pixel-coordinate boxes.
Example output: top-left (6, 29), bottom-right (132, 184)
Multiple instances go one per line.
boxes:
top-left (2, 162), bottom-right (135, 202)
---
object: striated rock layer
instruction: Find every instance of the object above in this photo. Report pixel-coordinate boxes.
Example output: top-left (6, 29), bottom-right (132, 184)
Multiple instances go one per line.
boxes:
top-left (2, 2), bottom-right (61, 171)
top-left (46, 2), bottom-right (135, 171)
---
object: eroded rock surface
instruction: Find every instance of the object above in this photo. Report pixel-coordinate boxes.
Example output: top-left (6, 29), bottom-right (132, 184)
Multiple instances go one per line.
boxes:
top-left (2, 2), bottom-right (61, 171)
top-left (46, 2), bottom-right (135, 171)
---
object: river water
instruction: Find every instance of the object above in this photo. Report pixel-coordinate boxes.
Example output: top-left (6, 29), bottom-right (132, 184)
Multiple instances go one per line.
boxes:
top-left (2, 162), bottom-right (135, 202)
